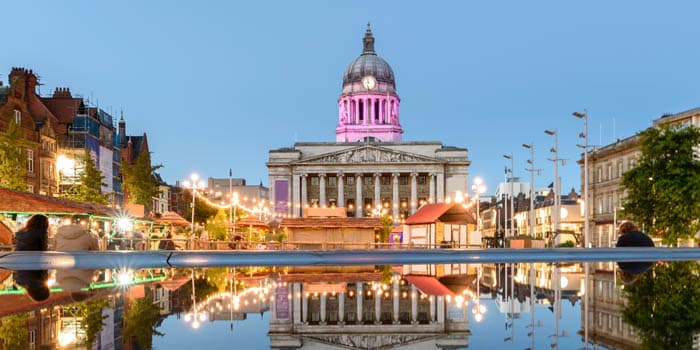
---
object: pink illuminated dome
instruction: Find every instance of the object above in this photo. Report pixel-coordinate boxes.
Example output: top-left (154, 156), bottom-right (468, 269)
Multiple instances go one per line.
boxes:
top-left (336, 23), bottom-right (403, 143)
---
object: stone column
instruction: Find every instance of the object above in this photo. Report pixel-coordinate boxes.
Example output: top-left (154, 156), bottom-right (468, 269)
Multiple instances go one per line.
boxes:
top-left (437, 296), bottom-right (445, 323)
top-left (292, 174), bottom-right (300, 217)
top-left (293, 283), bottom-right (302, 325)
top-left (411, 285), bottom-right (418, 324)
top-left (374, 289), bottom-right (381, 324)
top-left (429, 296), bottom-right (436, 323)
top-left (301, 174), bottom-right (308, 217)
top-left (364, 98), bottom-right (369, 125)
top-left (302, 289), bottom-right (308, 324)
top-left (392, 277), bottom-right (400, 324)
top-left (374, 172), bottom-right (381, 210)
top-left (355, 174), bottom-right (363, 217)
top-left (339, 292), bottom-right (345, 325)
top-left (410, 172), bottom-right (418, 214)
top-left (319, 173), bottom-right (326, 207)
top-left (437, 172), bottom-right (445, 203)
top-left (392, 173), bottom-right (399, 219)
top-left (356, 282), bottom-right (363, 323)
top-left (320, 293), bottom-right (327, 325)
top-left (337, 172), bottom-right (344, 208)
top-left (429, 173), bottom-right (436, 203)
top-left (369, 98), bottom-right (375, 124)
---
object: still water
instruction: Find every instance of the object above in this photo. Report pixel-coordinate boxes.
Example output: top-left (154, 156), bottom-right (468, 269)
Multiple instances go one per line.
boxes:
top-left (0, 260), bottom-right (696, 349)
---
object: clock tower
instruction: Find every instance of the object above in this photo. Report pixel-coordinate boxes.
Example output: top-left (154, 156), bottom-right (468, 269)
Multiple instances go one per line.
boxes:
top-left (335, 24), bottom-right (403, 142)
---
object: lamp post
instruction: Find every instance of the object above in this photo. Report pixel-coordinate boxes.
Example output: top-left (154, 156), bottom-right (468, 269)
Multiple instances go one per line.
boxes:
top-left (229, 168), bottom-right (233, 236)
top-left (471, 178), bottom-right (486, 234)
top-left (544, 129), bottom-right (560, 246)
top-left (573, 110), bottom-right (589, 248)
top-left (522, 143), bottom-right (537, 238)
top-left (502, 154), bottom-right (514, 239)
top-left (232, 192), bottom-right (239, 240)
top-left (183, 173), bottom-right (206, 250)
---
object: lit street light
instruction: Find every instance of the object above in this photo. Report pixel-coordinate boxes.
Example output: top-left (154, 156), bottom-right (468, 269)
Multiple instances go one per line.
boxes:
top-left (573, 110), bottom-right (589, 248)
top-left (544, 129), bottom-right (561, 246)
top-left (502, 154), bottom-right (515, 239)
top-left (183, 173), bottom-right (206, 250)
top-left (522, 143), bottom-right (538, 238)
top-left (471, 178), bottom-right (486, 234)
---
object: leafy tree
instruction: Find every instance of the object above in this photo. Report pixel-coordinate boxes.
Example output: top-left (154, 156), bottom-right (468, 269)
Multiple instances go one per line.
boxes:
top-left (123, 297), bottom-right (163, 350)
top-left (0, 119), bottom-right (29, 191)
top-left (181, 189), bottom-right (217, 226)
top-left (65, 151), bottom-right (109, 205)
top-left (122, 151), bottom-right (162, 213)
top-left (75, 298), bottom-right (110, 347)
top-left (378, 214), bottom-right (393, 243)
top-left (621, 125), bottom-right (700, 245)
top-left (205, 209), bottom-right (229, 241)
top-left (0, 313), bottom-right (28, 350)
top-left (622, 261), bottom-right (700, 349)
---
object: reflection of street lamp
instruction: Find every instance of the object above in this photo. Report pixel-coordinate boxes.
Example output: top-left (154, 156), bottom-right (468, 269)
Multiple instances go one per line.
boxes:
top-left (472, 264), bottom-right (486, 322)
top-left (471, 178), bottom-right (486, 233)
top-left (183, 174), bottom-right (206, 250)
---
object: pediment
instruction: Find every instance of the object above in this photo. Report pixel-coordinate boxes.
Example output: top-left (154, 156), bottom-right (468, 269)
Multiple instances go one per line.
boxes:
top-left (293, 145), bottom-right (443, 165)
top-left (302, 334), bottom-right (438, 349)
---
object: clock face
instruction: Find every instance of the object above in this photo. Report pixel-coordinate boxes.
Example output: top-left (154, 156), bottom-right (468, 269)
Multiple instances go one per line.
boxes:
top-left (362, 75), bottom-right (377, 90)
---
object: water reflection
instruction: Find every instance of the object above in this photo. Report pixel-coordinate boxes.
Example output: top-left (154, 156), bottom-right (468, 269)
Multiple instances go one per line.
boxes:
top-left (0, 262), bottom-right (698, 349)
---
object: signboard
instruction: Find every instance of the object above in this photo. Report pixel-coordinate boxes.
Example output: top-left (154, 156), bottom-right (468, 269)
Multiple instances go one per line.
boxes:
top-left (99, 145), bottom-right (113, 193)
top-left (274, 179), bottom-right (289, 215)
top-left (274, 282), bottom-right (290, 319)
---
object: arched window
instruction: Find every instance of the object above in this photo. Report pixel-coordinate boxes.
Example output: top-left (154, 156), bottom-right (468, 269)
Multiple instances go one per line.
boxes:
top-left (359, 100), bottom-right (364, 121)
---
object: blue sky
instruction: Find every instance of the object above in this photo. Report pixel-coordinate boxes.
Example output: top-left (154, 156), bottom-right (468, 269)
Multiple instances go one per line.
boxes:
top-left (3, 1), bottom-right (700, 195)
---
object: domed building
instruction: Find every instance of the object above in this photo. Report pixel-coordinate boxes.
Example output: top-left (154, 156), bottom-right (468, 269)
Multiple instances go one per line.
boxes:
top-left (268, 24), bottom-right (471, 224)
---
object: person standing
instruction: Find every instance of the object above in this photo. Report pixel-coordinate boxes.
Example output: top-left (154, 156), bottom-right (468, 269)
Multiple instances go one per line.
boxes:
top-left (158, 232), bottom-right (176, 250)
top-left (13, 214), bottom-right (49, 251)
top-left (13, 215), bottom-right (50, 301)
top-left (55, 216), bottom-right (99, 251)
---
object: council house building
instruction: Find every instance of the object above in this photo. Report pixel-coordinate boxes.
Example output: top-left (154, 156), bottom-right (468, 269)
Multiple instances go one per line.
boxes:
top-left (267, 24), bottom-right (470, 221)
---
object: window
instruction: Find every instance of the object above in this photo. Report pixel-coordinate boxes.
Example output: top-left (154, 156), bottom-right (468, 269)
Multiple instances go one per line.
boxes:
top-left (617, 161), bottom-right (623, 177)
top-left (381, 176), bottom-right (390, 185)
top-left (607, 195), bottom-right (613, 213)
top-left (417, 176), bottom-right (426, 185)
top-left (347, 176), bottom-right (354, 186)
top-left (597, 198), bottom-right (603, 214)
top-left (28, 329), bottom-right (35, 350)
top-left (14, 110), bottom-right (21, 124)
top-left (596, 167), bottom-right (602, 183)
top-left (628, 158), bottom-right (636, 169)
top-left (328, 177), bottom-right (337, 186)
top-left (399, 176), bottom-right (408, 185)
top-left (310, 176), bottom-right (319, 186)
top-left (346, 199), bottom-right (355, 211)
top-left (364, 176), bottom-right (372, 186)
top-left (27, 149), bottom-right (34, 173)
top-left (606, 163), bottom-right (612, 180)
top-left (28, 185), bottom-right (34, 193)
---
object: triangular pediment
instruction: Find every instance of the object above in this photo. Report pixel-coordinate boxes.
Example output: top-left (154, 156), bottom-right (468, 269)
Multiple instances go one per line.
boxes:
top-left (293, 145), bottom-right (444, 165)
top-left (302, 334), bottom-right (439, 349)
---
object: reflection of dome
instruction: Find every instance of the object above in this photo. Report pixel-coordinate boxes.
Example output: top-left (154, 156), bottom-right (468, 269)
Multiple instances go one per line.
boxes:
top-left (342, 24), bottom-right (395, 88)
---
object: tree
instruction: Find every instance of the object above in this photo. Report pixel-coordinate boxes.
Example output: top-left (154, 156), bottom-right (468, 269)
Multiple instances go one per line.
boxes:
top-left (621, 125), bottom-right (700, 245)
top-left (123, 297), bottom-right (163, 349)
top-left (65, 151), bottom-right (109, 205)
top-left (0, 313), bottom-right (28, 350)
top-left (378, 214), bottom-right (393, 243)
top-left (206, 209), bottom-right (229, 241)
top-left (0, 119), bottom-right (29, 191)
top-left (122, 151), bottom-right (162, 213)
top-left (622, 261), bottom-right (700, 349)
top-left (181, 189), bottom-right (217, 226)
top-left (75, 298), bottom-right (110, 347)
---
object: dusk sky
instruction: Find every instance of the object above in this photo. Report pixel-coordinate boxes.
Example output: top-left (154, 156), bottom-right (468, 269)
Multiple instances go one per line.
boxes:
top-left (3, 1), bottom-right (700, 196)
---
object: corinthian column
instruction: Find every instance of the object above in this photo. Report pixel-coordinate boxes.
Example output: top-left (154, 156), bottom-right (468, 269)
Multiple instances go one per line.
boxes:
top-left (392, 173), bottom-right (399, 219)
top-left (410, 172), bottom-right (418, 214)
top-left (355, 174), bottom-right (363, 217)
top-left (337, 172), bottom-right (344, 208)
top-left (374, 172), bottom-right (381, 210)
top-left (429, 173), bottom-right (436, 203)
top-left (301, 174), bottom-right (308, 216)
top-left (319, 173), bottom-right (326, 207)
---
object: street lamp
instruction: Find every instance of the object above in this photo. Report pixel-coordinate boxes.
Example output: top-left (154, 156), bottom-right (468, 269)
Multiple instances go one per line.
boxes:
top-left (232, 192), bottom-right (239, 241)
top-left (183, 173), bottom-right (206, 250)
top-left (502, 154), bottom-right (515, 239)
top-left (522, 143), bottom-right (538, 238)
top-left (544, 129), bottom-right (561, 246)
top-left (471, 178), bottom-right (486, 234)
top-left (573, 110), bottom-right (589, 248)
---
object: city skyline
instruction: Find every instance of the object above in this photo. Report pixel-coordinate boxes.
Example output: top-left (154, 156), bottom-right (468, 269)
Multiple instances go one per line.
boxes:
top-left (3, 1), bottom-right (700, 196)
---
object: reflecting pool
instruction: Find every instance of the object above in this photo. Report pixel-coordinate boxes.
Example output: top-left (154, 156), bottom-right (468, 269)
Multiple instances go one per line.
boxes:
top-left (1, 260), bottom-right (698, 349)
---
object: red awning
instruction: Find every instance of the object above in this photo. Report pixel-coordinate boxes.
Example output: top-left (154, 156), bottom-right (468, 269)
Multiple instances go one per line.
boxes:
top-left (404, 275), bottom-right (454, 296)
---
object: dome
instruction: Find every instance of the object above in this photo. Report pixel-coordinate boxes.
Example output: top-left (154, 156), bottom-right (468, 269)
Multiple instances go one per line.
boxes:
top-left (342, 24), bottom-right (395, 88)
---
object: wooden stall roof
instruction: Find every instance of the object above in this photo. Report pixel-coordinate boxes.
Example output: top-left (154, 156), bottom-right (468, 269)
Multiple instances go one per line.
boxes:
top-left (154, 211), bottom-right (189, 226)
top-left (404, 203), bottom-right (476, 225)
top-left (280, 217), bottom-right (382, 229)
top-left (227, 217), bottom-right (270, 229)
top-left (0, 188), bottom-right (119, 217)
